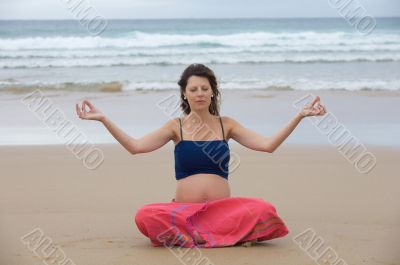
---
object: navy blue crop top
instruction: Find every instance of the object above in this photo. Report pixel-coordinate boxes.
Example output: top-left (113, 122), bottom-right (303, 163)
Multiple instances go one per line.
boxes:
top-left (174, 116), bottom-right (230, 180)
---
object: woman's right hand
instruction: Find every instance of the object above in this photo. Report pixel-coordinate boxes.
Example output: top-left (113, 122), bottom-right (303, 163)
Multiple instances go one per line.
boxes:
top-left (76, 100), bottom-right (105, 122)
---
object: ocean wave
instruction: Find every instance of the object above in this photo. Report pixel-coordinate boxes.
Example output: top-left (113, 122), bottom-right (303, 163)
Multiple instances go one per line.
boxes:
top-left (1, 44), bottom-right (400, 59)
top-left (1, 30), bottom-right (399, 68)
top-left (1, 79), bottom-right (399, 93)
top-left (1, 31), bottom-right (400, 50)
top-left (1, 53), bottom-right (399, 68)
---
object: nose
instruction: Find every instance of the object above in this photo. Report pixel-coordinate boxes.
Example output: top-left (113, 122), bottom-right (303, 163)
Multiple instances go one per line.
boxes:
top-left (195, 89), bottom-right (206, 98)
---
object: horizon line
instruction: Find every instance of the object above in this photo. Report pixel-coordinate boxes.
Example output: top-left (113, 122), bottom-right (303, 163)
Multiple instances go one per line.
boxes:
top-left (0, 16), bottom-right (399, 21)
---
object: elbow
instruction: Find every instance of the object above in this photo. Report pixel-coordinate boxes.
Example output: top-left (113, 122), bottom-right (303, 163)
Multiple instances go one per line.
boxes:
top-left (127, 140), bottom-right (142, 155)
top-left (261, 139), bottom-right (275, 153)
top-left (127, 143), bottom-right (139, 155)
top-left (129, 146), bottom-right (142, 155)
top-left (129, 149), bottom-right (137, 155)
top-left (130, 149), bottom-right (144, 155)
top-left (265, 148), bottom-right (274, 153)
top-left (263, 144), bottom-right (275, 153)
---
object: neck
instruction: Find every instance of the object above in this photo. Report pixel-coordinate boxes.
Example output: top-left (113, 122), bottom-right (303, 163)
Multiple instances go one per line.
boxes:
top-left (187, 109), bottom-right (214, 122)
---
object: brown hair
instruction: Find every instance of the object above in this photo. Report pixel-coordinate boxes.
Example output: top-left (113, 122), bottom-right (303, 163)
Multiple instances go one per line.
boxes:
top-left (177, 63), bottom-right (221, 116)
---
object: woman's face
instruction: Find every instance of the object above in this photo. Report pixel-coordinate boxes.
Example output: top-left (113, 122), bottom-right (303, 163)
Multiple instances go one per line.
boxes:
top-left (184, 75), bottom-right (213, 111)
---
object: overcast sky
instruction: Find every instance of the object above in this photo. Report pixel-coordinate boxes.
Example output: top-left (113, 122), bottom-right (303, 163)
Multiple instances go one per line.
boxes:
top-left (0, 0), bottom-right (399, 19)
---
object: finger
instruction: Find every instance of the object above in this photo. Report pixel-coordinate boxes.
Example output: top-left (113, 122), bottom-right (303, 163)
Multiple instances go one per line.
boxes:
top-left (76, 103), bottom-right (82, 117)
top-left (306, 96), bottom-right (320, 109)
top-left (83, 100), bottom-right (94, 110)
top-left (304, 108), bottom-right (313, 117)
top-left (82, 101), bottom-right (88, 113)
top-left (82, 102), bottom-right (87, 116)
top-left (317, 108), bottom-right (324, 115)
top-left (316, 105), bottom-right (325, 115)
top-left (312, 107), bottom-right (322, 116)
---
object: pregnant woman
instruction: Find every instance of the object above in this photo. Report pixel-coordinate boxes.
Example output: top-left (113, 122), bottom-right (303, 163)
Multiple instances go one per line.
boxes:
top-left (76, 63), bottom-right (326, 248)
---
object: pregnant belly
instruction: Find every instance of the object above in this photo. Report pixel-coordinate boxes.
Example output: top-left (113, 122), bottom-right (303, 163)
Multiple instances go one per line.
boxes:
top-left (174, 173), bottom-right (231, 203)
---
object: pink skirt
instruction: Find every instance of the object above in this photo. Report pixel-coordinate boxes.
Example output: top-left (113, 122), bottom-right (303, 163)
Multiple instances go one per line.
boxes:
top-left (134, 197), bottom-right (289, 248)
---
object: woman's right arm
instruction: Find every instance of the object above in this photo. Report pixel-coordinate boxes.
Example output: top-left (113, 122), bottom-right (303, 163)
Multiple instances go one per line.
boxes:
top-left (101, 116), bottom-right (133, 152)
top-left (76, 100), bottom-right (176, 155)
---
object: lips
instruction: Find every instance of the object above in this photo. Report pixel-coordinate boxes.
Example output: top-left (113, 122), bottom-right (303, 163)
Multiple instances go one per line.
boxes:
top-left (195, 100), bottom-right (206, 103)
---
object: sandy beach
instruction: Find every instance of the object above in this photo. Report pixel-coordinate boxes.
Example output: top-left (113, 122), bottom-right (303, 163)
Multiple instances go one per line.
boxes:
top-left (1, 143), bottom-right (399, 265)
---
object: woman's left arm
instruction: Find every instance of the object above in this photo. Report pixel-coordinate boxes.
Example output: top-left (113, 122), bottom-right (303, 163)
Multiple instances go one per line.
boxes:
top-left (228, 96), bottom-right (326, 153)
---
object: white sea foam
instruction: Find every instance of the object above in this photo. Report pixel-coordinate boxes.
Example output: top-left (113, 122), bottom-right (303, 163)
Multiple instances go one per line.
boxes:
top-left (1, 31), bottom-right (399, 68)
top-left (1, 79), bottom-right (399, 92)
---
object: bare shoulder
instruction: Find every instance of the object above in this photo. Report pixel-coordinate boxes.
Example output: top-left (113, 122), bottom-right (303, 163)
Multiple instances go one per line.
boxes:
top-left (168, 117), bottom-right (181, 143)
top-left (220, 115), bottom-right (240, 140)
top-left (220, 115), bottom-right (239, 127)
top-left (153, 117), bottom-right (180, 142)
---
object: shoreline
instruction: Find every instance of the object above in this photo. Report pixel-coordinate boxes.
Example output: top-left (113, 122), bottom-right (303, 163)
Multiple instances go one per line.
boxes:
top-left (1, 88), bottom-right (400, 146)
top-left (1, 85), bottom-right (400, 95)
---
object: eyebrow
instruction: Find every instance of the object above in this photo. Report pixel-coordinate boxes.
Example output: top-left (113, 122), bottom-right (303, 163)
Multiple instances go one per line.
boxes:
top-left (189, 85), bottom-right (209, 89)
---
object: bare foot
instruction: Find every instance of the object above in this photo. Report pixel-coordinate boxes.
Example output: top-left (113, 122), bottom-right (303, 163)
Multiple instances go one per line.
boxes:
top-left (241, 239), bottom-right (258, 247)
top-left (192, 230), bottom-right (206, 244)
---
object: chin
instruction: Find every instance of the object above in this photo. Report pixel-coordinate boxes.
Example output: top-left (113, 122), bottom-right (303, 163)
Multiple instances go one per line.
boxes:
top-left (192, 106), bottom-right (209, 111)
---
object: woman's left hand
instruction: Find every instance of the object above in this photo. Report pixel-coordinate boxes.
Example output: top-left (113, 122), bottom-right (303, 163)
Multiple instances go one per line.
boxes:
top-left (298, 96), bottom-right (327, 117)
